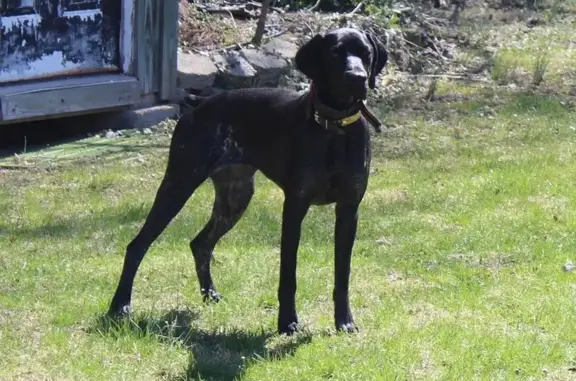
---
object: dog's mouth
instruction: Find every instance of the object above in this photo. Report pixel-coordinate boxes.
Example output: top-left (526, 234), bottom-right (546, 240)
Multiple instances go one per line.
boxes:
top-left (346, 84), bottom-right (368, 102)
top-left (353, 86), bottom-right (368, 100)
top-left (318, 77), bottom-right (368, 107)
top-left (342, 66), bottom-right (369, 101)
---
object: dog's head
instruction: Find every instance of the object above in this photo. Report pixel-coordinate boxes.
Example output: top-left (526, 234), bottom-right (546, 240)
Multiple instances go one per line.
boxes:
top-left (295, 28), bottom-right (388, 106)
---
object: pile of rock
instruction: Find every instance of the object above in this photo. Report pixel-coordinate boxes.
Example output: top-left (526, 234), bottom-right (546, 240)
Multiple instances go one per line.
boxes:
top-left (177, 37), bottom-right (299, 95)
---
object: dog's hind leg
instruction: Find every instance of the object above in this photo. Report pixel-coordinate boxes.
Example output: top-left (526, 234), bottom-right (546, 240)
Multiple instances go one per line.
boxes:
top-left (108, 161), bottom-right (208, 317)
top-left (190, 165), bottom-right (256, 302)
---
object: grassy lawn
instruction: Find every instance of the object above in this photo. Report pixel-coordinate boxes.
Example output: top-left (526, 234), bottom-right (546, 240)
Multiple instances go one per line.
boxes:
top-left (3, 13), bottom-right (576, 381)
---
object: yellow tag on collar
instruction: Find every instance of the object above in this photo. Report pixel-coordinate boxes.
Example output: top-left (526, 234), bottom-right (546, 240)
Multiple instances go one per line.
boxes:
top-left (339, 111), bottom-right (362, 126)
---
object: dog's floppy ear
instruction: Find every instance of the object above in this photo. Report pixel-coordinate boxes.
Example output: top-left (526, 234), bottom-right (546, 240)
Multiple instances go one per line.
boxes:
top-left (295, 34), bottom-right (324, 81)
top-left (365, 32), bottom-right (388, 89)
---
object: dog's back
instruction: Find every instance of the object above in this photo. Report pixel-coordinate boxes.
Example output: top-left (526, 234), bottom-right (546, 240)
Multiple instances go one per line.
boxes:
top-left (191, 88), bottom-right (305, 117)
top-left (181, 87), bottom-right (310, 137)
top-left (172, 87), bottom-right (313, 185)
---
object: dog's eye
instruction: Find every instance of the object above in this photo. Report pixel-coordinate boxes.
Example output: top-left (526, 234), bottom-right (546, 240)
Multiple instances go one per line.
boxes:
top-left (330, 46), bottom-right (344, 58)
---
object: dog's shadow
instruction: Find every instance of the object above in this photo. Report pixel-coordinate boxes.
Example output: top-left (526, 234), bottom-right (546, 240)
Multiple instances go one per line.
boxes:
top-left (91, 309), bottom-right (312, 381)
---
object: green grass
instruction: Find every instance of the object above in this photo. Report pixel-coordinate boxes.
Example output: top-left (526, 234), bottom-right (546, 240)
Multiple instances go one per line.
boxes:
top-left (3, 89), bottom-right (576, 380)
top-left (3, 11), bottom-right (576, 381)
top-left (455, 4), bottom-right (576, 91)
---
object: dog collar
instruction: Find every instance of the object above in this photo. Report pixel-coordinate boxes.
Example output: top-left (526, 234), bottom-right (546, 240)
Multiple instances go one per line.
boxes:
top-left (314, 109), bottom-right (362, 128)
top-left (308, 82), bottom-right (382, 133)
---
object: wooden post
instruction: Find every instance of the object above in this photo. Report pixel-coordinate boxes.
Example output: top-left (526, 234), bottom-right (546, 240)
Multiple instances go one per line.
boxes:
top-left (135, 0), bottom-right (161, 95)
top-left (159, 0), bottom-right (179, 101)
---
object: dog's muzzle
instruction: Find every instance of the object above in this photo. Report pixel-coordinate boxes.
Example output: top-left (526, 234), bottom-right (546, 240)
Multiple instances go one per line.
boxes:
top-left (345, 79), bottom-right (368, 99)
top-left (349, 84), bottom-right (368, 100)
top-left (344, 60), bottom-right (369, 99)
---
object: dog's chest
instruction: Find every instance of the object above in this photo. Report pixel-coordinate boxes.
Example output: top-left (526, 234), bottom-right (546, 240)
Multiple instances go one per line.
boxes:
top-left (309, 174), bottom-right (341, 205)
top-left (305, 130), bottom-right (371, 205)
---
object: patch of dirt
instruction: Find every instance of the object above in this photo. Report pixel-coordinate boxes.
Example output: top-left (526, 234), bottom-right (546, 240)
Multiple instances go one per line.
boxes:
top-left (527, 194), bottom-right (569, 213)
top-left (447, 252), bottom-right (517, 270)
top-left (364, 187), bottom-right (409, 204)
top-left (543, 367), bottom-right (576, 380)
top-left (409, 348), bottom-right (443, 380)
top-left (0, 168), bottom-right (48, 188)
top-left (10, 373), bottom-right (64, 381)
top-left (385, 270), bottom-right (436, 291)
top-left (406, 300), bottom-right (451, 329)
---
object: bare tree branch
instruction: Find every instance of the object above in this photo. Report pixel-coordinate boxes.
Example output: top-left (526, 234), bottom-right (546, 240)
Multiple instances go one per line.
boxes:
top-left (347, 1), bottom-right (364, 16)
top-left (307, 0), bottom-right (322, 12)
top-left (252, 0), bottom-right (271, 46)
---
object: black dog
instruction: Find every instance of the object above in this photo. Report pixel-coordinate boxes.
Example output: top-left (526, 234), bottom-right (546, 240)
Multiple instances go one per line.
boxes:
top-left (108, 27), bottom-right (388, 335)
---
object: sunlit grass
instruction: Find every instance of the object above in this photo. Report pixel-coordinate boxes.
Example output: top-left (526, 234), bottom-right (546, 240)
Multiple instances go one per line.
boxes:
top-left (2, 8), bottom-right (576, 381)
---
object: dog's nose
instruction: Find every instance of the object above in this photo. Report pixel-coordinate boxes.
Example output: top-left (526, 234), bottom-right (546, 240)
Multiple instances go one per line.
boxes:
top-left (345, 71), bottom-right (367, 83)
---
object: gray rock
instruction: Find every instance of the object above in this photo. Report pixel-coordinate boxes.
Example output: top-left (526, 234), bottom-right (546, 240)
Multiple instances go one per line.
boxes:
top-left (563, 261), bottom-right (576, 272)
top-left (99, 105), bottom-right (179, 132)
top-left (131, 105), bottom-right (179, 130)
top-left (212, 51), bottom-right (258, 90)
top-left (262, 38), bottom-right (299, 61)
top-left (240, 48), bottom-right (291, 87)
top-left (213, 51), bottom-right (257, 77)
top-left (105, 130), bottom-right (118, 139)
top-left (65, 104), bottom-right (178, 142)
top-left (177, 52), bottom-right (218, 91)
top-left (241, 49), bottom-right (288, 72)
top-left (296, 82), bottom-right (309, 91)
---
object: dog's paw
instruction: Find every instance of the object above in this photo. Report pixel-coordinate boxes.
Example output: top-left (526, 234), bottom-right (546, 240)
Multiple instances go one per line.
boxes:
top-left (336, 321), bottom-right (359, 333)
top-left (107, 304), bottom-right (132, 319)
top-left (202, 289), bottom-right (222, 303)
top-left (278, 321), bottom-right (300, 336)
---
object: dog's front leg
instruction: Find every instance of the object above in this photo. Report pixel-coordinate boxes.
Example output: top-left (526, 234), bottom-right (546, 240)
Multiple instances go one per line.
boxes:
top-left (333, 202), bottom-right (360, 333)
top-left (277, 195), bottom-right (311, 335)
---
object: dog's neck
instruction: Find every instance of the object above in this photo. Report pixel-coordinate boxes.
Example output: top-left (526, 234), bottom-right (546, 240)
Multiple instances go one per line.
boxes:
top-left (309, 82), bottom-right (382, 133)
top-left (309, 83), bottom-right (362, 121)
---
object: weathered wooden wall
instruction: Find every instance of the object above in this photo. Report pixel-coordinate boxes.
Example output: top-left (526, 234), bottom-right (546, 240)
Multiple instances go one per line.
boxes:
top-left (159, 0), bottom-right (179, 101)
top-left (0, 0), bottom-right (121, 84)
top-left (134, 0), bottom-right (179, 101)
top-left (0, 0), bottom-right (180, 124)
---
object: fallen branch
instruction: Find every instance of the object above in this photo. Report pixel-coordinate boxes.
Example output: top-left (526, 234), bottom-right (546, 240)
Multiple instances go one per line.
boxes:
top-left (402, 37), bottom-right (445, 61)
top-left (211, 29), bottom-right (288, 53)
top-left (193, 4), bottom-right (258, 19)
top-left (307, 0), bottom-right (321, 12)
top-left (391, 6), bottom-right (412, 14)
top-left (424, 46), bottom-right (446, 61)
top-left (0, 164), bottom-right (32, 170)
top-left (425, 35), bottom-right (443, 57)
top-left (246, 1), bottom-right (285, 13)
top-left (303, 21), bottom-right (314, 35)
top-left (224, 9), bottom-right (238, 30)
top-left (408, 74), bottom-right (488, 82)
top-left (347, 2), bottom-right (364, 16)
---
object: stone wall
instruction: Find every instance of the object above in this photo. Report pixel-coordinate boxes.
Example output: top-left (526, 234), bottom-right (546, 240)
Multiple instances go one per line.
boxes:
top-left (177, 37), bottom-right (300, 96)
